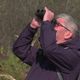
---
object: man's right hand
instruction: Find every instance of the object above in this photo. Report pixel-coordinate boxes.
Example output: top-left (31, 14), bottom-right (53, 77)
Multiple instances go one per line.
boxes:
top-left (30, 18), bottom-right (41, 29)
top-left (43, 7), bottom-right (54, 22)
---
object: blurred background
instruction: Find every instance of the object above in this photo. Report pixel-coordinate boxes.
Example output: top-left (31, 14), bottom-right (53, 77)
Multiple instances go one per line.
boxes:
top-left (0, 0), bottom-right (80, 80)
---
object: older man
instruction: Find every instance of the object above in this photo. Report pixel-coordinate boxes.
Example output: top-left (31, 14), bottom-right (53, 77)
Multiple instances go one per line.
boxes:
top-left (13, 7), bottom-right (80, 80)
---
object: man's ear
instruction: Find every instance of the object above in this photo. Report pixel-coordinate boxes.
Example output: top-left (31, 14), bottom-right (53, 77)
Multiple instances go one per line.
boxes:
top-left (64, 31), bottom-right (73, 39)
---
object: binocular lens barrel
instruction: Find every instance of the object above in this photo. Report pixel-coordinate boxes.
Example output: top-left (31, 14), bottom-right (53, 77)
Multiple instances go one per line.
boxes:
top-left (35, 9), bottom-right (57, 25)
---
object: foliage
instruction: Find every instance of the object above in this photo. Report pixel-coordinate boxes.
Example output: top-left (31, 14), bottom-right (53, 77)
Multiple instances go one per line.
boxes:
top-left (0, 50), bottom-right (30, 80)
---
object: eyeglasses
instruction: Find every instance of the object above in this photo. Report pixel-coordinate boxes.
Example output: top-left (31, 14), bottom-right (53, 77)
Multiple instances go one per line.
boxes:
top-left (52, 19), bottom-right (65, 27)
top-left (55, 20), bottom-right (71, 31)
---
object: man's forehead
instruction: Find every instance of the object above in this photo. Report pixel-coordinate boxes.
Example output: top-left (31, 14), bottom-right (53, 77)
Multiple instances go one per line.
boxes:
top-left (57, 18), bottom-right (65, 23)
top-left (56, 18), bottom-right (69, 30)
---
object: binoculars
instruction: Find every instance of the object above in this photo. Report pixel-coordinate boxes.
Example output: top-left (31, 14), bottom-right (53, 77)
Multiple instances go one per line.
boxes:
top-left (35, 9), bottom-right (57, 24)
top-left (35, 9), bottom-right (45, 21)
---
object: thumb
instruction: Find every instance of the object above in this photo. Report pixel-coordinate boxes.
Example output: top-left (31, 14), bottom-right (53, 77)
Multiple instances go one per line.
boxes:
top-left (44, 6), bottom-right (48, 11)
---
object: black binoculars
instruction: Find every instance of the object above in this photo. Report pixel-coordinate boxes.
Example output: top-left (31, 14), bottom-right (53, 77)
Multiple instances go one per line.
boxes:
top-left (35, 9), bottom-right (57, 24)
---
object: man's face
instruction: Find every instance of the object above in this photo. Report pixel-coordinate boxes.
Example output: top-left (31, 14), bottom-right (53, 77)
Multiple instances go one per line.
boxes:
top-left (54, 18), bottom-right (72, 44)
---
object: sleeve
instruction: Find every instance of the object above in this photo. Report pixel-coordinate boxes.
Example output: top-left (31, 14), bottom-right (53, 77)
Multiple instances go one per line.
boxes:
top-left (12, 23), bottom-right (39, 66)
top-left (40, 21), bottom-right (78, 71)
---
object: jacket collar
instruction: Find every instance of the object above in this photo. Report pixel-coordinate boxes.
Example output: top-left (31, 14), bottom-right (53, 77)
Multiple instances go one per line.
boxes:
top-left (59, 35), bottom-right (80, 50)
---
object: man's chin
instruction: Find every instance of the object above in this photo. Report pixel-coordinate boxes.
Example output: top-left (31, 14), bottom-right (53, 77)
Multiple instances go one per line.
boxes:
top-left (56, 41), bottom-right (65, 44)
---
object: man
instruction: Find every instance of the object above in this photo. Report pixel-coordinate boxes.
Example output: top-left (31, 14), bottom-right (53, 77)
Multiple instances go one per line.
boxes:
top-left (13, 7), bottom-right (80, 80)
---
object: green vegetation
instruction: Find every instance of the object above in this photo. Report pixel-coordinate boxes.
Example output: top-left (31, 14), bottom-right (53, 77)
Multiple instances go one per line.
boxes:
top-left (0, 47), bottom-right (30, 80)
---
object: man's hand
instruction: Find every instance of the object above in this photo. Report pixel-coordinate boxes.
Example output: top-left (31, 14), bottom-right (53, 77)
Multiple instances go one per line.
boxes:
top-left (43, 7), bottom-right (54, 22)
top-left (30, 18), bottom-right (41, 29)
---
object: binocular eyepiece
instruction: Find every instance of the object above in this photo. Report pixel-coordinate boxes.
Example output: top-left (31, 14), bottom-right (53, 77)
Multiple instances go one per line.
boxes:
top-left (35, 9), bottom-right (45, 21)
top-left (35, 9), bottom-right (57, 24)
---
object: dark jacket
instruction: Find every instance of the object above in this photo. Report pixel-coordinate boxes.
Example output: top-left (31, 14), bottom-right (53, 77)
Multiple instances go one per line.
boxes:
top-left (13, 21), bottom-right (80, 80)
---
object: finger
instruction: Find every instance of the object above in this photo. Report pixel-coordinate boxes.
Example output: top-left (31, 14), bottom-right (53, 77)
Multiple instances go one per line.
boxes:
top-left (45, 6), bottom-right (54, 13)
top-left (44, 6), bottom-right (48, 11)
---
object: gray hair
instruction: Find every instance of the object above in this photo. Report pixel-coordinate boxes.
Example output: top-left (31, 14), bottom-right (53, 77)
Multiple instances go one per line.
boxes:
top-left (56, 13), bottom-right (79, 36)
